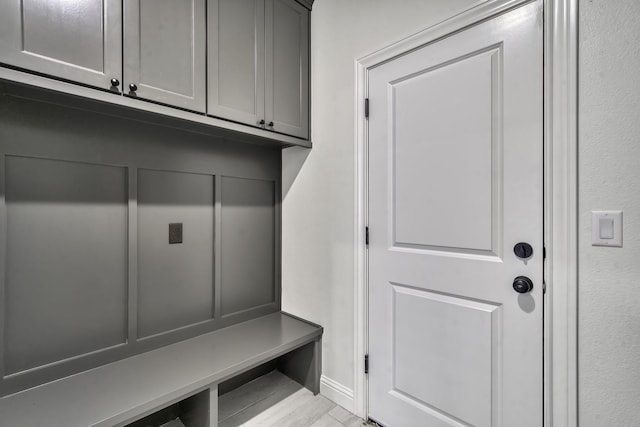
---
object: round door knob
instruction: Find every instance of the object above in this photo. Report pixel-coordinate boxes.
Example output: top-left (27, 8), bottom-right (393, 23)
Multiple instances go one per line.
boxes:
top-left (514, 242), bottom-right (534, 259)
top-left (129, 83), bottom-right (138, 92)
top-left (110, 78), bottom-right (120, 87)
top-left (513, 276), bottom-right (534, 294)
top-left (268, 121), bottom-right (274, 127)
top-left (259, 119), bottom-right (266, 125)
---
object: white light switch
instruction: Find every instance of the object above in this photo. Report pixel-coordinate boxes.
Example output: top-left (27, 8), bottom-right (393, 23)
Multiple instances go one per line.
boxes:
top-left (592, 211), bottom-right (622, 247)
top-left (599, 218), bottom-right (614, 239)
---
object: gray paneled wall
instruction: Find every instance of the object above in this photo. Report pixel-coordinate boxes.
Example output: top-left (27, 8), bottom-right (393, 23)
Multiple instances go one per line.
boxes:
top-left (0, 86), bottom-right (281, 396)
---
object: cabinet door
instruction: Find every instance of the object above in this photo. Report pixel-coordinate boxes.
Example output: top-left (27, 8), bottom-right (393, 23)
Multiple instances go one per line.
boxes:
top-left (208, 0), bottom-right (265, 127)
top-left (0, 0), bottom-right (122, 90)
top-left (265, 0), bottom-right (309, 139)
top-left (124, 0), bottom-right (206, 112)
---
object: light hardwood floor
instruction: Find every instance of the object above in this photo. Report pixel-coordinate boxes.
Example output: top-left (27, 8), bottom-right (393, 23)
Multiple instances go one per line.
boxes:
top-left (218, 370), bottom-right (366, 427)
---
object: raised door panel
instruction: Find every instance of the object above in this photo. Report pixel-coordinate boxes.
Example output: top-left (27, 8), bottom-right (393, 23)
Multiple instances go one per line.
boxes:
top-left (265, 0), bottom-right (309, 139)
top-left (0, 0), bottom-right (122, 90)
top-left (208, 0), bottom-right (265, 126)
top-left (124, 0), bottom-right (206, 112)
top-left (393, 51), bottom-right (496, 254)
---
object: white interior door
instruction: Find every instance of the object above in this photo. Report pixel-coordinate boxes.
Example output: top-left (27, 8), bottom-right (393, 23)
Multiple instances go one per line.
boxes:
top-left (367, 3), bottom-right (543, 427)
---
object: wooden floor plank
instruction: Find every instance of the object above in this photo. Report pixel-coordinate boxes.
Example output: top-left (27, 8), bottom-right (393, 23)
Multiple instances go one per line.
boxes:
top-left (342, 415), bottom-right (367, 427)
top-left (219, 375), bottom-right (302, 427)
top-left (218, 370), bottom-right (365, 427)
top-left (244, 387), bottom-right (315, 426)
top-left (218, 370), bottom-right (293, 422)
top-left (328, 405), bottom-right (366, 426)
top-left (276, 394), bottom-right (336, 427)
top-left (310, 413), bottom-right (344, 427)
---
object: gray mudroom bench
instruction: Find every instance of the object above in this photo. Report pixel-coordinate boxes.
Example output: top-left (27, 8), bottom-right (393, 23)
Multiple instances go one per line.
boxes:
top-left (0, 312), bottom-right (322, 426)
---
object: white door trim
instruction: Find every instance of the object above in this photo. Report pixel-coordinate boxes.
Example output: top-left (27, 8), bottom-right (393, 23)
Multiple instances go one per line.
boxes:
top-left (543, 0), bottom-right (579, 425)
top-left (353, 0), bottom-right (578, 425)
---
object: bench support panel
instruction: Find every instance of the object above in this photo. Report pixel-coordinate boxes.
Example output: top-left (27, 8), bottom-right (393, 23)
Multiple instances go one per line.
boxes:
top-left (278, 336), bottom-right (322, 395)
top-left (209, 385), bottom-right (218, 427)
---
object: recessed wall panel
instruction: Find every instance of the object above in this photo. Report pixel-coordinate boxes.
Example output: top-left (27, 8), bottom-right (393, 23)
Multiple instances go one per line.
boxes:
top-left (4, 156), bottom-right (128, 374)
top-left (393, 50), bottom-right (499, 252)
top-left (221, 177), bottom-right (275, 316)
top-left (392, 284), bottom-right (500, 427)
top-left (137, 169), bottom-right (215, 338)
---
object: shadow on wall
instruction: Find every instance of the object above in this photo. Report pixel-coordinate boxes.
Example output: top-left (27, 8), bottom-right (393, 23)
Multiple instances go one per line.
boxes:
top-left (282, 146), bottom-right (311, 198)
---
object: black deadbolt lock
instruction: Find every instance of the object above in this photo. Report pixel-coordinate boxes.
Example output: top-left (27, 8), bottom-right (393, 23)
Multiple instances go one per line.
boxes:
top-left (514, 242), bottom-right (533, 259)
top-left (513, 276), bottom-right (534, 294)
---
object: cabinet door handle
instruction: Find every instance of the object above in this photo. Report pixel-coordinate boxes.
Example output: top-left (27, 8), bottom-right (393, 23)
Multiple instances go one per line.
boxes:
top-left (259, 119), bottom-right (265, 125)
top-left (129, 83), bottom-right (138, 92)
top-left (268, 121), bottom-right (274, 128)
top-left (110, 78), bottom-right (120, 87)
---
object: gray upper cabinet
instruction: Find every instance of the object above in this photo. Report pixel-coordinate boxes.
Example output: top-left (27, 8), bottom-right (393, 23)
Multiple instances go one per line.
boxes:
top-left (265, 0), bottom-right (310, 139)
top-left (0, 0), bottom-right (312, 144)
top-left (209, 0), bottom-right (309, 139)
top-left (124, 0), bottom-right (206, 113)
top-left (0, 0), bottom-right (122, 90)
top-left (208, 0), bottom-right (265, 127)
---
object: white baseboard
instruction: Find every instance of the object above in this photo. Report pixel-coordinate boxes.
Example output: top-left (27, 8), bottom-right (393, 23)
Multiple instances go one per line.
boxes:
top-left (320, 375), bottom-right (355, 413)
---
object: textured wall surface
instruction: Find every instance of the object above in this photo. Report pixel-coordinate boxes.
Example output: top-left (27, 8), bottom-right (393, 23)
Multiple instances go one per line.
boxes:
top-left (578, 1), bottom-right (640, 425)
top-left (282, 0), bottom-right (483, 407)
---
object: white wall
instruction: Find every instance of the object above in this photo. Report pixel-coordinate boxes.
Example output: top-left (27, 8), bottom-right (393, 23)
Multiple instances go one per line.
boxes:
top-left (285, 0), bottom-right (640, 421)
top-left (578, 1), bottom-right (640, 425)
top-left (282, 0), bottom-right (482, 410)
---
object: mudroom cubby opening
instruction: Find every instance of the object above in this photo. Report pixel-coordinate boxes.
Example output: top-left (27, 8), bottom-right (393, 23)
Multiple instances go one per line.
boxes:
top-left (125, 389), bottom-right (210, 427)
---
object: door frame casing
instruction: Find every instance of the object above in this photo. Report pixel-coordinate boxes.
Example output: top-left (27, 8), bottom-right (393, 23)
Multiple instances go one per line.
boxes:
top-left (353, 0), bottom-right (578, 425)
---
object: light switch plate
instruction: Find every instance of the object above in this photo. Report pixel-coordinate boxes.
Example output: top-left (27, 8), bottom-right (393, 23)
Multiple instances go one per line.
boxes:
top-left (169, 223), bottom-right (183, 244)
top-left (591, 211), bottom-right (622, 247)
